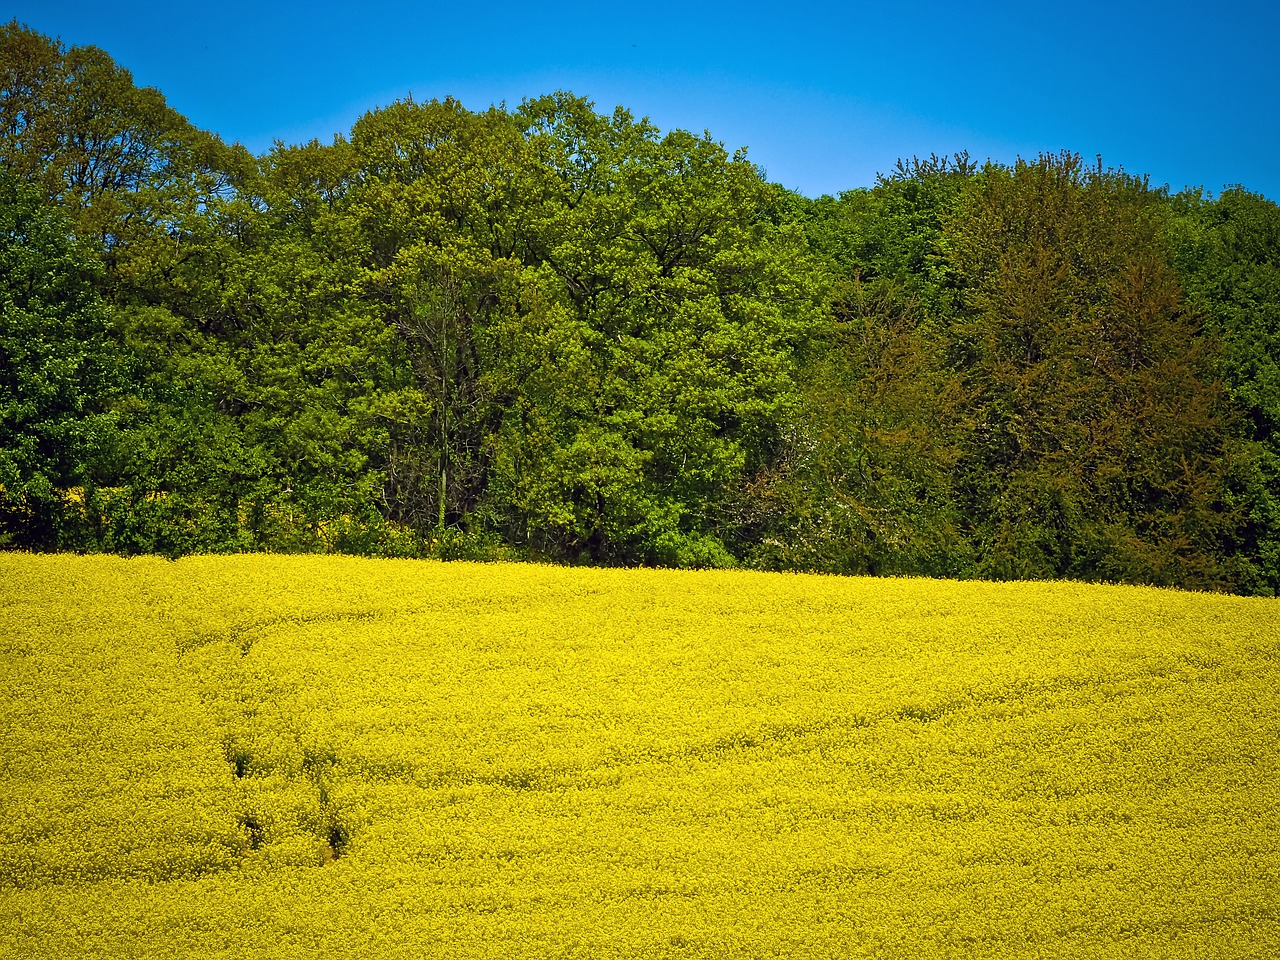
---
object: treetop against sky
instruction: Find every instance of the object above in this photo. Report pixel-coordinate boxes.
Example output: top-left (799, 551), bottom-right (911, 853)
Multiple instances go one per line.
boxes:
top-left (9, 0), bottom-right (1279, 200)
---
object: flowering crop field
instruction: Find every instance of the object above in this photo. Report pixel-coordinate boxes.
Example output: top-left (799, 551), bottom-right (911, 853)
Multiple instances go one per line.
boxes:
top-left (1, 554), bottom-right (1277, 959)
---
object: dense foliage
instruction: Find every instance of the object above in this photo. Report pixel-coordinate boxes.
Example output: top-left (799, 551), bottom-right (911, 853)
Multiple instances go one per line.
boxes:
top-left (4, 22), bottom-right (1279, 592)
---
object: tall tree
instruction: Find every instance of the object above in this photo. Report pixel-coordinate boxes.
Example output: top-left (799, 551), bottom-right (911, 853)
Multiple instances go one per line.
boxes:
top-left (482, 93), bottom-right (823, 565)
top-left (347, 98), bottom-right (526, 537)
top-left (0, 174), bottom-right (120, 547)
top-left (756, 156), bottom-right (975, 576)
top-left (945, 154), bottom-right (1241, 588)
top-left (1169, 187), bottom-right (1280, 594)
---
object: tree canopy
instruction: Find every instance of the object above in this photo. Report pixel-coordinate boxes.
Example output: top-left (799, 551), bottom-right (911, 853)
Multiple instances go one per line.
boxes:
top-left (4, 21), bottom-right (1278, 593)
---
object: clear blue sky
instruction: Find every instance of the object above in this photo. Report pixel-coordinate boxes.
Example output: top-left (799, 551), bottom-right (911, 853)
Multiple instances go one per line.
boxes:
top-left (10, 0), bottom-right (1280, 199)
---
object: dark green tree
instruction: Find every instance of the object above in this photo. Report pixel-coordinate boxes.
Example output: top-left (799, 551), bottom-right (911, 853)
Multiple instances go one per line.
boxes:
top-left (1169, 187), bottom-right (1280, 593)
top-left (748, 276), bottom-right (970, 576)
top-left (945, 154), bottom-right (1241, 589)
top-left (0, 174), bottom-right (121, 547)
top-left (758, 155), bottom-right (976, 576)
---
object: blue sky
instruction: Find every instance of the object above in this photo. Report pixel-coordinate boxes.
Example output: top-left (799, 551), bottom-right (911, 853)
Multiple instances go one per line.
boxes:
top-left (10, 0), bottom-right (1279, 199)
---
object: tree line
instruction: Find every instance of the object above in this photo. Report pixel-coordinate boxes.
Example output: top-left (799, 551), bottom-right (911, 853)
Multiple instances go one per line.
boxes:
top-left (3, 22), bottom-right (1279, 594)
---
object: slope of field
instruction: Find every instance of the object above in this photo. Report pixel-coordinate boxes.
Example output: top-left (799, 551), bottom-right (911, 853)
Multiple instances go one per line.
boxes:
top-left (1, 554), bottom-right (1277, 958)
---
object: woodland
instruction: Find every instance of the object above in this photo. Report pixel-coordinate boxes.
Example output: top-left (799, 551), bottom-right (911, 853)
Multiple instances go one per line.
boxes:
top-left (3, 21), bottom-right (1279, 594)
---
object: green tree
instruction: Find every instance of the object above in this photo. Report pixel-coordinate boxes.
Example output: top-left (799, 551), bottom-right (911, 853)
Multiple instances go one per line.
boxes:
top-left (749, 276), bottom-right (969, 576)
top-left (0, 174), bottom-right (120, 547)
top-left (945, 154), bottom-right (1241, 589)
top-left (758, 155), bottom-right (975, 576)
top-left (347, 98), bottom-right (526, 539)
top-left (344, 93), bottom-right (825, 565)
top-left (1168, 187), bottom-right (1280, 594)
top-left (481, 93), bottom-right (822, 565)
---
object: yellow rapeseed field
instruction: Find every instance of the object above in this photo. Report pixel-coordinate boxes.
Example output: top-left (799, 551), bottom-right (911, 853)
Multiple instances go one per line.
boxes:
top-left (1, 554), bottom-right (1277, 958)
